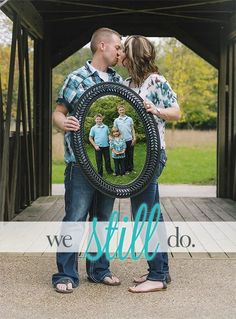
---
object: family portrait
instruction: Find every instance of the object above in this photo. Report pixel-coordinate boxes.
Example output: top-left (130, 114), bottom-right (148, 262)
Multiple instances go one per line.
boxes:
top-left (0, 1), bottom-right (235, 318)
top-left (52, 27), bottom-right (180, 293)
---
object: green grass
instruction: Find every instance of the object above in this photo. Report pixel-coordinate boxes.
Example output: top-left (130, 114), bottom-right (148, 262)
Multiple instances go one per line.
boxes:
top-left (52, 144), bottom-right (216, 185)
top-left (159, 146), bottom-right (216, 184)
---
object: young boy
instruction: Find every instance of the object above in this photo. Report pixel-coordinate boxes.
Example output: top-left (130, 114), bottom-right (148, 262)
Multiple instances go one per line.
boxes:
top-left (89, 113), bottom-right (113, 176)
top-left (113, 105), bottom-right (136, 173)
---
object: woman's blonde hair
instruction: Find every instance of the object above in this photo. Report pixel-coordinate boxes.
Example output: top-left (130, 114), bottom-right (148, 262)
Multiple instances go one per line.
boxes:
top-left (111, 127), bottom-right (121, 137)
top-left (123, 35), bottom-right (159, 87)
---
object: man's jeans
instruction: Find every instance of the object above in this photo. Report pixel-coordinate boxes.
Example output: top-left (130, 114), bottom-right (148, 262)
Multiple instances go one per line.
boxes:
top-left (52, 163), bottom-right (115, 287)
top-left (131, 149), bottom-right (169, 282)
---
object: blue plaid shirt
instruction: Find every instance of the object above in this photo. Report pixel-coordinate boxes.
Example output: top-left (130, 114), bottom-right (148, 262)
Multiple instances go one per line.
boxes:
top-left (57, 61), bottom-right (122, 163)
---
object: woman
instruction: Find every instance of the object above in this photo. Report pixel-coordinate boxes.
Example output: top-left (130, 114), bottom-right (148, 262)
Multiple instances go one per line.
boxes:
top-left (121, 35), bottom-right (181, 293)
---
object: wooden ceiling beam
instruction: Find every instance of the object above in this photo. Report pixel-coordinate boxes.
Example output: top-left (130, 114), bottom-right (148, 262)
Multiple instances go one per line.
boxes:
top-left (171, 24), bottom-right (219, 68)
top-left (2, 0), bottom-right (43, 39)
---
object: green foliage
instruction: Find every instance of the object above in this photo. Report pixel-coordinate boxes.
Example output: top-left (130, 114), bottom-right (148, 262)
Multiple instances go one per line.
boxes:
top-left (156, 38), bottom-right (218, 129)
top-left (84, 96), bottom-right (145, 143)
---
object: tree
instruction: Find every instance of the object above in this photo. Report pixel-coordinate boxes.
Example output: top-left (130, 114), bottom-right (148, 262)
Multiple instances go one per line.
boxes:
top-left (156, 38), bottom-right (218, 129)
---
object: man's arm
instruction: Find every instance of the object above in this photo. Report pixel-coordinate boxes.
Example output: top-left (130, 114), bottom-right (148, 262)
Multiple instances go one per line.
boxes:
top-left (53, 104), bottom-right (80, 132)
top-left (131, 126), bottom-right (136, 146)
top-left (89, 135), bottom-right (100, 151)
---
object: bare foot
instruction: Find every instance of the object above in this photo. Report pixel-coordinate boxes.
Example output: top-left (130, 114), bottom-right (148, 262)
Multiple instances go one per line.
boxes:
top-left (128, 280), bottom-right (166, 293)
top-left (103, 275), bottom-right (121, 286)
top-left (55, 282), bottom-right (73, 293)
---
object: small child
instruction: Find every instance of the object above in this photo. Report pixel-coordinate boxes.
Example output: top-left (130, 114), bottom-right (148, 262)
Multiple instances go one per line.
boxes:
top-left (110, 127), bottom-right (126, 176)
top-left (89, 113), bottom-right (113, 176)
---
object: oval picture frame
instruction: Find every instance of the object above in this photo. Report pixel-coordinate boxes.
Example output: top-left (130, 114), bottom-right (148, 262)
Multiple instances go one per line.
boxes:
top-left (72, 82), bottom-right (160, 198)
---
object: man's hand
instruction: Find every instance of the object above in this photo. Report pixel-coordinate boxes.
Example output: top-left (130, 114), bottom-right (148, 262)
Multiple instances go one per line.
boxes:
top-left (64, 116), bottom-right (80, 132)
top-left (95, 145), bottom-right (100, 151)
top-left (131, 138), bottom-right (136, 146)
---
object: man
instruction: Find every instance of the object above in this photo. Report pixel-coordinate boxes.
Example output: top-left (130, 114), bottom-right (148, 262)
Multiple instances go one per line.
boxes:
top-left (89, 113), bottom-right (113, 176)
top-left (113, 105), bottom-right (136, 173)
top-left (52, 28), bottom-right (122, 293)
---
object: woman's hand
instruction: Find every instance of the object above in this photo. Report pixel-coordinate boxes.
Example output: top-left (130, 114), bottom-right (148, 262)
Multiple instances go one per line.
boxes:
top-left (144, 99), bottom-right (181, 121)
top-left (144, 100), bottom-right (160, 116)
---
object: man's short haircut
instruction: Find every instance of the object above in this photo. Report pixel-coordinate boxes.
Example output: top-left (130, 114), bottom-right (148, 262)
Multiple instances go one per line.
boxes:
top-left (117, 105), bottom-right (125, 110)
top-left (94, 113), bottom-right (103, 119)
top-left (90, 27), bottom-right (121, 54)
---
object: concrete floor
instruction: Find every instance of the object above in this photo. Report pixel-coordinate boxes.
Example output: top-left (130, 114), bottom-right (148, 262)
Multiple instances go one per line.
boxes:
top-left (52, 184), bottom-right (217, 197)
top-left (0, 256), bottom-right (235, 319)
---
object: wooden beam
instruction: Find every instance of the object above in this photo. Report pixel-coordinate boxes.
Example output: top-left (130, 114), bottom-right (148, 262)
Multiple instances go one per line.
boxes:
top-left (0, 74), bottom-right (3, 178)
top-left (52, 36), bottom-right (89, 67)
top-left (33, 38), bottom-right (43, 197)
top-left (2, 0), bottom-right (43, 39)
top-left (41, 32), bottom-right (52, 196)
top-left (227, 13), bottom-right (236, 40)
top-left (170, 24), bottom-right (219, 68)
top-left (17, 25), bottom-right (32, 206)
top-left (233, 40), bottom-right (236, 200)
top-left (0, 14), bottom-right (18, 220)
top-left (25, 30), bottom-right (36, 200)
top-left (217, 30), bottom-right (227, 198)
top-left (0, 0), bottom-right (9, 8)
top-left (33, 34), bottom-right (52, 197)
top-left (226, 40), bottom-right (233, 198)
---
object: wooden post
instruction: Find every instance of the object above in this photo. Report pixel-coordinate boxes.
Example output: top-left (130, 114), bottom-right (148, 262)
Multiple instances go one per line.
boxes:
top-left (217, 14), bottom-right (236, 200)
top-left (0, 14), bottom-right (19, 221)
top-left (33, 30), bottom-right (52, 198)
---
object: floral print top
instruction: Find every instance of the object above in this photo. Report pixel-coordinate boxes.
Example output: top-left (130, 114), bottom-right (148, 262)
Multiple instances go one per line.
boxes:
top-left (123, 73), bottom-right (179, 149)
top-left (110, 138), bottom-right (126, 159)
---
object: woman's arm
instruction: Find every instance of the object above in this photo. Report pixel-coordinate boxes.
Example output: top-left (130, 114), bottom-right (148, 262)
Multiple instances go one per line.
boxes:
top-left (144, 101), bottom-right (181, 121)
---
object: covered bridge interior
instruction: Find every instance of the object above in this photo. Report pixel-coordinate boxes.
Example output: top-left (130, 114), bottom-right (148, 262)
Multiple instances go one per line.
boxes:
top-left (0, 0), bottom-right (235, 220)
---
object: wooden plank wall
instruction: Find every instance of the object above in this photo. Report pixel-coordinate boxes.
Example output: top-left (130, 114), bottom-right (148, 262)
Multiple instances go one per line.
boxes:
top-left (0, 3), bottom-right (52, 220)
top-left (0, 14), bottom-right (38, 220)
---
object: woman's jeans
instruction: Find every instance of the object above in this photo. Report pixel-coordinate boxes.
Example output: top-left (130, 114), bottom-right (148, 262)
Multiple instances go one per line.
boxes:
top-left (52, 163), bottom-right (115, 287)
top-left (131, 149), bottom-right (169, 282)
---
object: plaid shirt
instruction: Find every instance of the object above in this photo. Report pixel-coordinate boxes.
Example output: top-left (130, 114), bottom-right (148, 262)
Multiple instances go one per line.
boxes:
top-left (57, 61), bottom-right (122, 163)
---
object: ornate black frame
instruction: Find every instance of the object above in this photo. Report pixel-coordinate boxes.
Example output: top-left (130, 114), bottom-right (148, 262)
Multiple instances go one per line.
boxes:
top-left (72, 82), bottom-right (160, 198)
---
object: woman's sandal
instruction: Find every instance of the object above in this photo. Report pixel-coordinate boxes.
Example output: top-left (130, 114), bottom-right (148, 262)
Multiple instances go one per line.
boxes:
top-left (133, 273), bottom-right (148, 284)
top-left (128, 280), bottom-right (167, 293)
top-left (55, 279), bottom-right (73, 294)
top-left (133, 273), bottom-right (171, 284)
